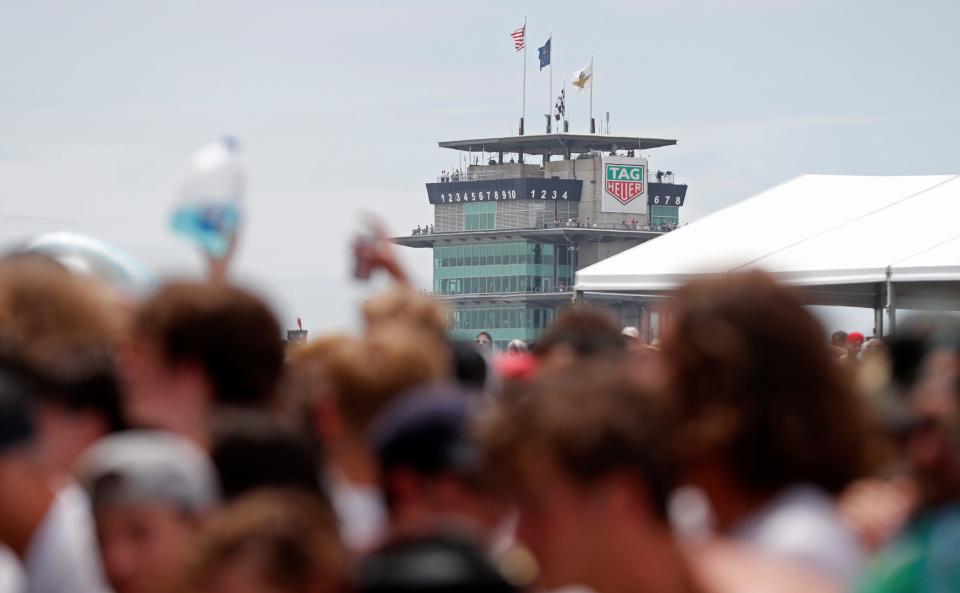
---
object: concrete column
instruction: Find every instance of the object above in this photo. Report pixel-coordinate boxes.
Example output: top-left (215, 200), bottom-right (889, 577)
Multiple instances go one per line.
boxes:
top-left (639, 306), bottom-right (652, 344)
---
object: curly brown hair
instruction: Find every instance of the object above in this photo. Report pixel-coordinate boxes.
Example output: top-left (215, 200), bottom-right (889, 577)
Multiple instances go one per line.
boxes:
top-left (662, 271), bottom-right (869, 496)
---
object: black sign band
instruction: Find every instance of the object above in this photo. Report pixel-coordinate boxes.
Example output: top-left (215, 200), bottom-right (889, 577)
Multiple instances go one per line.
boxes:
top-left (426, 178), bottom-right (583, 204)
top-left (646, 182), bottom-right (688, 207)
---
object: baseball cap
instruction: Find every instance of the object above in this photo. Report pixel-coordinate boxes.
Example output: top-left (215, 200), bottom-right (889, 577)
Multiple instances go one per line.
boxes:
top-left (847, 332), bottom-right (866, 345)
top-left (370, 384), bottom-right (479, 477)
top-left (78, 430), bottom-right (220, 513)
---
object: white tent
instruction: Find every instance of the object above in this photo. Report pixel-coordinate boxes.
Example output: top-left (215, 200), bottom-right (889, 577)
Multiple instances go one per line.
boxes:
top-left (575, 174), bottom-right (960, 332)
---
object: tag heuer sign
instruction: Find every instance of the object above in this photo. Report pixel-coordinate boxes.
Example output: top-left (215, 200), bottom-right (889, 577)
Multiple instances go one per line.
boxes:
top-left (605, 163), bottom-right (645, 205)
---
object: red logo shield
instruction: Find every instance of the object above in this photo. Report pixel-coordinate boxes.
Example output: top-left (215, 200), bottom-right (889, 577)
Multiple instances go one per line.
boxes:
top-left (604, 163), bottom-right (645, 205)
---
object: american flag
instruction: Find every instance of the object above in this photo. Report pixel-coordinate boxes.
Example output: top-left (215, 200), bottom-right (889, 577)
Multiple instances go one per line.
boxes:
top-left (510, 25), bottom-right (525, 52)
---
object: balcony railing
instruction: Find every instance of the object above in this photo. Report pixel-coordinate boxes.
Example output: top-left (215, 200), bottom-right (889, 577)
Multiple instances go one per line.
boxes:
top-left (409, 222), bottom-right (677, 235)
top-left (437, 166), bottom-right (679, 184)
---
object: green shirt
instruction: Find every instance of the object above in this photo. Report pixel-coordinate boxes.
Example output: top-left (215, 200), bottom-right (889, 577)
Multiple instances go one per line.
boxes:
top-left (858, 506), bottom-right (960, 593)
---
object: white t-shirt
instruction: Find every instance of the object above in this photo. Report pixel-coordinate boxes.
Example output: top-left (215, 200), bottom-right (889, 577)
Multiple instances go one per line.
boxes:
top-left (0, 546), bottom-right (25, 593)
top-left (731, 485), bottom-right (864, 586)
top-left (24, 483), bottom-right (109, 593)
top-left (327, 470), bottom-right (388, 552)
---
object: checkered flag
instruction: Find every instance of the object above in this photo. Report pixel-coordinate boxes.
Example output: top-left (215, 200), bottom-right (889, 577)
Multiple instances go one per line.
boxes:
top-left (554, 88), bottom-right (565, 121)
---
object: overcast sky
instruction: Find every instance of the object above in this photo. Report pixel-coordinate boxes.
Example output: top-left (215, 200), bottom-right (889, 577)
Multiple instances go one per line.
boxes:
top-left (2, 0), bottom-right (959, 333)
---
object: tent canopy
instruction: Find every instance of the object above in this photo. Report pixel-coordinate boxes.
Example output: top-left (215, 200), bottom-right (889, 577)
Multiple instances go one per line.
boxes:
top-left (575, 174), bottom-right (960, 309)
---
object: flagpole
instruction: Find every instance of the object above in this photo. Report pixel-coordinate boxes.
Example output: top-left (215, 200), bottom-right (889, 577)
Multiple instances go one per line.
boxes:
top-left (589, 57), bottom-right (594, 133)
top-left (522, 16), bottom-right (527, 134)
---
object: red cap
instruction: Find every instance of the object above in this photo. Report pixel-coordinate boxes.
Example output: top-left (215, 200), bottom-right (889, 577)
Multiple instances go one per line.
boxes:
top-left (847, 332), bottom-right (865, 345)
top-left (494, 353), bottom-right (538, 380)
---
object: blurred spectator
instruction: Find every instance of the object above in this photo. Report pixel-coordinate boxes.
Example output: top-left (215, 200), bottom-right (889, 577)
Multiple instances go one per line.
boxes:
top-left (286, 325), bottom-right (449, 550)
top-left (535, 307), bottom-right (626, 372)
top-left (210, 410), bottom-right (323, 502)
top-left (475, 332), bottom-right (493, 353)
top-left (661, 272), bottom-right (869, 586)
top-left (505, 339), bottom-right (527, 354)
top-left (0, 364), bottom-right (109, 593)
top-left (360, 534), bottom-right (515, 593)
top-left (857, 327), bottom-right (960, 592)
top-left (188, 490), bottom-right (350, 593)
top-left (370, 386), bottom-right (507, 542)
top-left (847, 332), bottom-right (867, 360)
top-left (78, 431), bottom-right (218, 593)
top-left (830, 331), bottom-right (849, 359)
top-left (449, 341), bottom-right (491, 391)
top-left (0, 255), bottom-right (125, 473)
top-left (832, 331), bottom-right (849, 349)
top-left (362, 288), bottom-right (447, 341)
top-left (120, 282), bottom-right (284, 447)
top-left (477, 361), bottom-right (689, 593)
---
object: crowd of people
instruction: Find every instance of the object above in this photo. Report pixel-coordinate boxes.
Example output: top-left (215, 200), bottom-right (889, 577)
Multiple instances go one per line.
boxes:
top-left (0, 229), bottom-right (956, 593)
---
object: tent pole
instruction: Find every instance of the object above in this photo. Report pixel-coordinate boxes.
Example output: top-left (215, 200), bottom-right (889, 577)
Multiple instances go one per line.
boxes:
top-left (874, 306), bottom-right (884, 338)
top-left (885, 267), bottom-right (897, 335)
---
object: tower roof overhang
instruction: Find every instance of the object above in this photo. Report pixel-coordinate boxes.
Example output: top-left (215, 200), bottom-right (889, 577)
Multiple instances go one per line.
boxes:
top-left (438, 133), bottom-right (676, 156)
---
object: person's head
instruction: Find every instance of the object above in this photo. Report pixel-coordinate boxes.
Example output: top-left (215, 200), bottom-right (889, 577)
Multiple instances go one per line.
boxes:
top-left (362, 288), bottom-right (448, 340)
top-left (210, 410), bottom-right (323, 503)
top-left (360, 534), bottom-right (515, 593)
top-left (0, 255), bottom-right (125, 471)
top-left (372, 386), bottom-right (505, 539)
top-left (188, 490), bottom-right (350, 593)
top-left (78, 431), bottom-right (220, 593)
top-left (830, 331), bottom-right (848, 348)
top-left (661, 272), bottom-right (868, 524)
top-left (475, 332), bottom-right (493, 351)
top-left (448, 341), bottom-right (490, 391)
top-left (846, 331), bottom-right (866, 356)
top-left (292, 325), bottom-right (450, 445)
top-left (477, 361), bottom-right (671, 590)
top-left (535, 307), bottom-right (625, 372)
top-left (899, 355), bottom-right (960, 506)
top-left (122, 282), bottom-right (283, 444)
top-left (506, 339), bottom-right (528, 354)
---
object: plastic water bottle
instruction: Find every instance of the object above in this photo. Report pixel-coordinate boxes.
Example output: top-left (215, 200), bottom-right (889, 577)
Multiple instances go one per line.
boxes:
top-left (171, 137), bottom-right (244, 258)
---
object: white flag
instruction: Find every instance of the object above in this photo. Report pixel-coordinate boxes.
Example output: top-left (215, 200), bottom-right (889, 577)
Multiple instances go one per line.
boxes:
top-left (571, 64), bottom-right (592, 93)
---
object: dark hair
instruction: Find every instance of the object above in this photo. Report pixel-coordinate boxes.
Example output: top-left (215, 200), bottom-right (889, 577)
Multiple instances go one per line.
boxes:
top-left (831, 331), bottom-right (848, 347)
top-left (135, 282), bottom-right (283, 406)
top-left (361, 534), bottom-right (515, 593)
top-left (41, 363), bottom-right (127, 434)
top-left (0, 363), bottom-right (37, 453)
top-left (535, 307), bottom-right (625, 359)
top-left (450, 341), bottom-right (488, 389)
top-left (477, 361), bottom-right (672, 518)
top-left (475, 332), bottom-right (492, 341)
top-left (210, 410), bottom-right (324, 502)
top-left (663, 271), bottom-right (869, 496)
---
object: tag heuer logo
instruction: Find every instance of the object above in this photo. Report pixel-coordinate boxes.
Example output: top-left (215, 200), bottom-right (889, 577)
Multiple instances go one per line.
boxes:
top-left (605, 163), bottom-right (645, 205)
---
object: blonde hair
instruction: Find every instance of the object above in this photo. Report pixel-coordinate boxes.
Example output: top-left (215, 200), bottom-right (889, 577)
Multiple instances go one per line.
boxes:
top-left (290, 325), bottom-right (450, 434)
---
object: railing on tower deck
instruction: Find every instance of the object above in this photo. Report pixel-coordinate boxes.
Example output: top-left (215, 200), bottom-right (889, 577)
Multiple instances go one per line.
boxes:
top-left (409, 222), bottom-right (679, 236)
top-left (436, 167), bottom-right (679, 184)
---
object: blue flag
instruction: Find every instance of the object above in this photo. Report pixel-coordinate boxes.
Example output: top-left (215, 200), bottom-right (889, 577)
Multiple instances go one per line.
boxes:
top-left (538, 37), bottom-right (551, 70)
